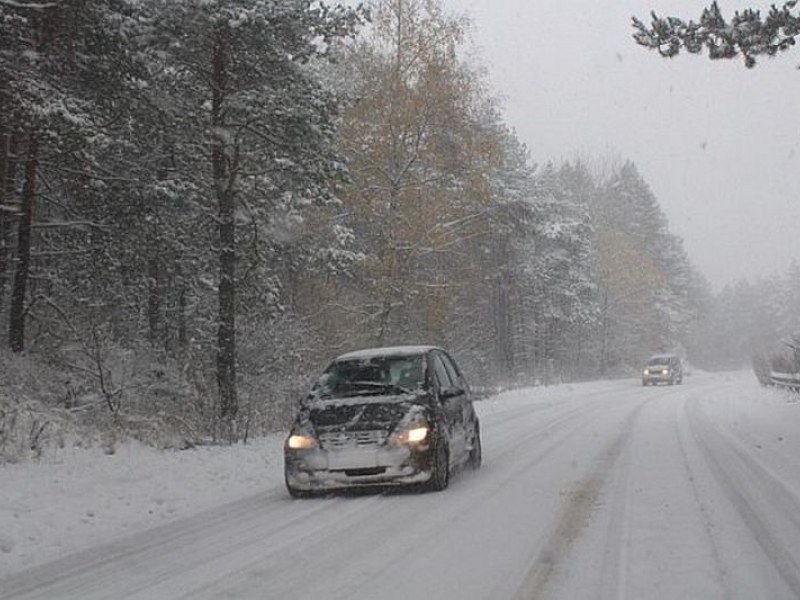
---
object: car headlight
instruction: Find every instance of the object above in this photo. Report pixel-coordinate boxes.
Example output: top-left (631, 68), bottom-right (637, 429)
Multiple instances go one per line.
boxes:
top-left (393, 420), bottom-right (430, 445)
top-left (662, 369), bottom-right (669, 375)
top-left (643, 369), bottom-right (649, 375)
top-left (287, 433), bottom-right (317, 450)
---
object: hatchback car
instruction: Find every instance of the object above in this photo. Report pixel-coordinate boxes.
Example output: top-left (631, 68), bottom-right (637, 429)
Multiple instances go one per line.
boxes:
top-left (642, 353), bottom-right (683, 386)
top-left (284, 345), bottom-right (482, 497)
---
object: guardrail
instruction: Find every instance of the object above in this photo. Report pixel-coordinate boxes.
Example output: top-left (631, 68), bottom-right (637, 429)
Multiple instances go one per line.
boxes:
top-left (770, 371), bottom-right (800, 391)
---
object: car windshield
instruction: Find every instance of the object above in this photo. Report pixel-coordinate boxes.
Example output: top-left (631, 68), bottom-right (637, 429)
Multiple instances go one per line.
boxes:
top-left (311, 354), bottom-right (426, 399)
top-left (647, 356), bottom-right (672, 366)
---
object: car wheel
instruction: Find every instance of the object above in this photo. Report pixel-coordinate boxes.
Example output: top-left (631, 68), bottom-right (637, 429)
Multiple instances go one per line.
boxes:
top-left (468, 423), bottom-right (482, 470)
top-left (427, 439), bottom-right (450, 492)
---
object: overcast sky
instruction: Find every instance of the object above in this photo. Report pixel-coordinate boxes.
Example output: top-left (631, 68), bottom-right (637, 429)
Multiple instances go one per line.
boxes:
top-left (442, 0), bottom-right (800, 290)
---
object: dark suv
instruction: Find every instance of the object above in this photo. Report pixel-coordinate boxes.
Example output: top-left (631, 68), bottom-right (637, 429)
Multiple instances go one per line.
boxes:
top-left (284, 346), bottom-right (482, 497)
top-left (642, 353), bottom-right (683, 386)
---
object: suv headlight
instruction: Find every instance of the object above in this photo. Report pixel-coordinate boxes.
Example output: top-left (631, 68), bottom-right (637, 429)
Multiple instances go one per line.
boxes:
top-left (286, 432), bottom-right (317, 450)
top-left (393, 420), bottom-right (430, 445)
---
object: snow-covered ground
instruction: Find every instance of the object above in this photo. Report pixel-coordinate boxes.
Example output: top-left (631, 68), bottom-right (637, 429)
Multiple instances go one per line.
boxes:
top-left (1, 370), bottom-right (799, 599)
top-left (0, 434), bottom-right (285, 577)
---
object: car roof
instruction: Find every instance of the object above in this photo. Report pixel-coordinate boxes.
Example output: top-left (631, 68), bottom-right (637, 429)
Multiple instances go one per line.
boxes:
top-left (647, 353), bottom-right (678, 361)
top-left (334, 345), bottom-right (441, 361)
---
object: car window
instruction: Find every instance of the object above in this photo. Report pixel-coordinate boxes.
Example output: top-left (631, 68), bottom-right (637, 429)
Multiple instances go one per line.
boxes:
top-left (392, 356), bottom-right (426, 391)
top-left (440, 353), bottom-right (462, 388)
top-left (431, 353), bottom-right (454, 391)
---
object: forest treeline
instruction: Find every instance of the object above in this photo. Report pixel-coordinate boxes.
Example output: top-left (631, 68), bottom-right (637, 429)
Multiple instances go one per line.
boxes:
top-left (690, 262), bottom-right (800, 378)
top-left (1, 0), bottom-right (705, 455)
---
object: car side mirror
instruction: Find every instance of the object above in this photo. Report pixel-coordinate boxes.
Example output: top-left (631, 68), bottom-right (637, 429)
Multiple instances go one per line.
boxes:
top-left (440, 386), bottom-right (465, 401)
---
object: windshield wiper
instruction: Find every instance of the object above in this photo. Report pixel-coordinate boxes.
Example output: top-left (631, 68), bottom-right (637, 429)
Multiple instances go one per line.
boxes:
top-left (348, 381), bottom-right (414, 395)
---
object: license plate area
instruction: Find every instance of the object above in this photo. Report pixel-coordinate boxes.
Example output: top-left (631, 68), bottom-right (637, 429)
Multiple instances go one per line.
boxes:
top-left (328, 449), bottom-right (378, 470)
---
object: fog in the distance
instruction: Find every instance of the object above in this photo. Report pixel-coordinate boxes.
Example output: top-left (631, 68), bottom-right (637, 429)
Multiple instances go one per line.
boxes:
top-left (445, 0), bottom-right (800, 290)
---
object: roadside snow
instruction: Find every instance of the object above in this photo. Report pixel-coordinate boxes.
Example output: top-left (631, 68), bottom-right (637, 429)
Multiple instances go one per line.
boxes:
top-left (0, 436), bottom-right (284, 577)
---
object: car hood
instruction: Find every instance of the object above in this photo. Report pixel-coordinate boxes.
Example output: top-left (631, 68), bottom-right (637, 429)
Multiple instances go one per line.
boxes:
top-left (303, 394), bottom-right (428, 434)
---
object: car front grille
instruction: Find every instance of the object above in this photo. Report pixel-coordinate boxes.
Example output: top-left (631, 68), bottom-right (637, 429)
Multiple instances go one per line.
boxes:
top-left (343, 467), bottom-right (386, 477)
top-left (319, 430), bottom-right (387, 449)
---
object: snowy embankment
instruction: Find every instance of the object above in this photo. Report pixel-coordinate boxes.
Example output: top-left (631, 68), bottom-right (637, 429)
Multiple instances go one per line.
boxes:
top-left (0, 370), bottom-right (796, 582)
top-left (0, 436), bottom-right (284, 577)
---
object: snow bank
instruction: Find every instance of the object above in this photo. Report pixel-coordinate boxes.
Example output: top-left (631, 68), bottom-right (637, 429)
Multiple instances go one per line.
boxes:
top-left (0, 436), bottom-right (284, 577)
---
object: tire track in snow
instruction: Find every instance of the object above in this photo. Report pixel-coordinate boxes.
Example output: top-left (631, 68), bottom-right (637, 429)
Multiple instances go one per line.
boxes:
top-left (0, 491), bottom-right (379, 600)
top-left (589, 381), bottom-right (727, 600)
top-left (511, 398), bottom-right (650, 600)
top-left (479, 382), bottom-right (636, 436)
top-left (674, 395), bottom-right (733, 600)
top-left (480, 383), bottom-right (651, 470)
top-left (685, 399), bottom-right (800, 597)
top-left (595, 419), bottom-right (635, 600)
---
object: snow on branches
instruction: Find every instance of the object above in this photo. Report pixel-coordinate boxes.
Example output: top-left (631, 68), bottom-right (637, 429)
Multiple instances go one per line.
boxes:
top-left (632, 0), bottom-right (800, 67)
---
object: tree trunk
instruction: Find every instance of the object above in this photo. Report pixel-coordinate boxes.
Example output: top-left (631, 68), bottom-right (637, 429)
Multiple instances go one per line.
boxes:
top-left (376, 184), bottom-right (401, 345)
top-left (599, 286), bottom-right (610, 377)
top-left (493, 242), bottom-right (514, 383)
top-left (212, 26), bottom-right (238, 433)
top-left (8, 138), bottom-right (38, 352)
top-left (0, 132), bottom-right (19, 316)
top-left (147, 255), bottom-right (163, 346)
top-left (178, 281), bottom-right (187, 352)
top-left (217, 196), bottom-right (237, 426)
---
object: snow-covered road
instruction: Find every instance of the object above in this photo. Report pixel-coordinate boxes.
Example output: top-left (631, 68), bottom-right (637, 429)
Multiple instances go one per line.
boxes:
top-left (2, 371), bottom-right (800, 599)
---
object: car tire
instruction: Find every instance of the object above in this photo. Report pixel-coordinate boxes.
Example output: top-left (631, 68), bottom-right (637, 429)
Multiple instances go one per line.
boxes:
top-left (468, 423), bottom-right (482, 470)
top-left (427, 439), bottom-right (450, 492)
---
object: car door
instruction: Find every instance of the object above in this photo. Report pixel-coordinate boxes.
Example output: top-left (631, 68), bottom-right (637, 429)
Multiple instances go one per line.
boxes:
top-left (441, 351), bottom-right (475, 459)
top-left (442, 350), bottom-right (476, 420)
top-left (430, 351), bottom-right (468, 462)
